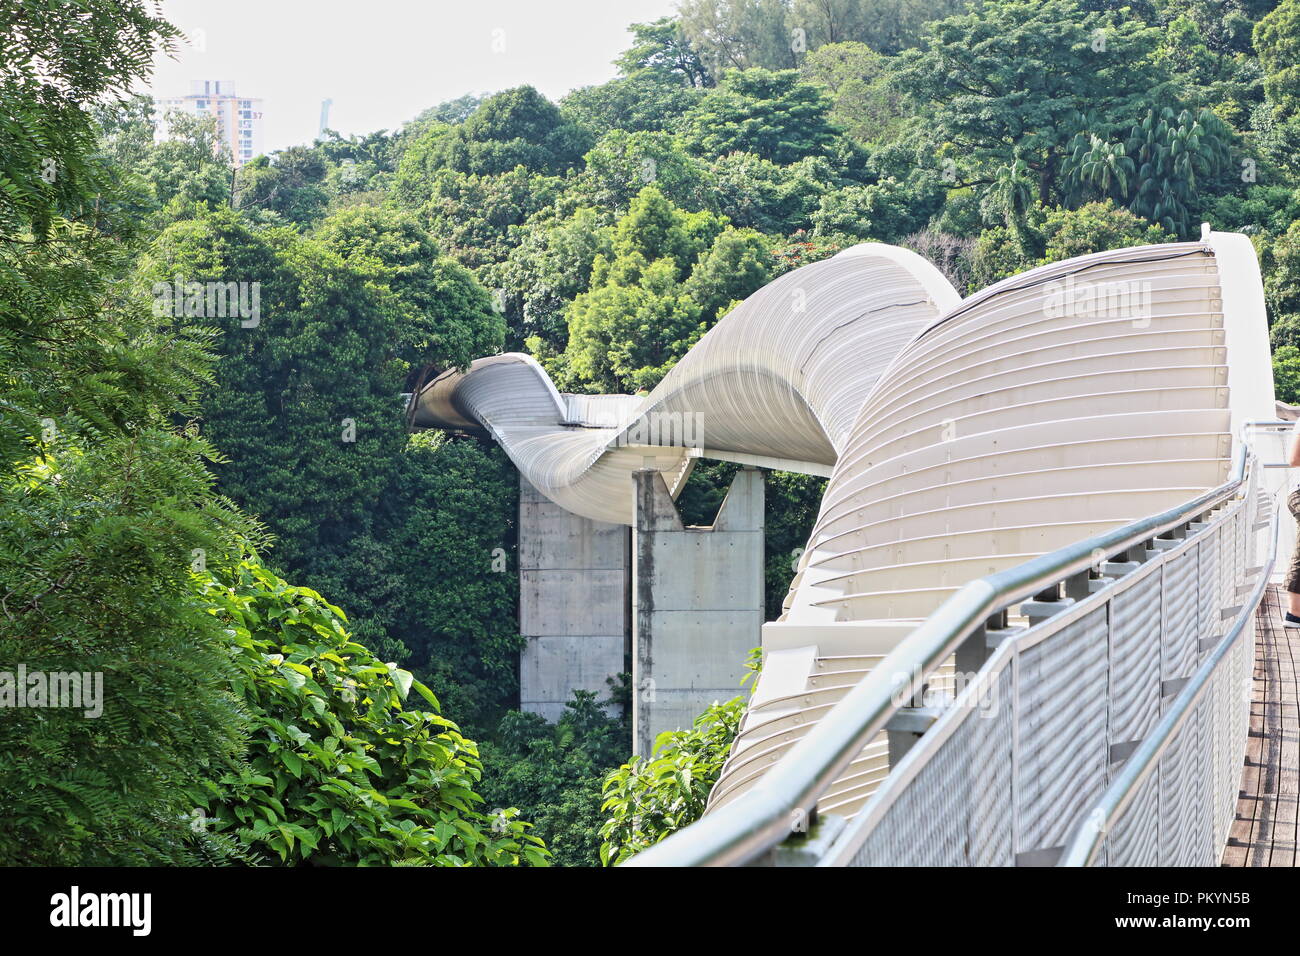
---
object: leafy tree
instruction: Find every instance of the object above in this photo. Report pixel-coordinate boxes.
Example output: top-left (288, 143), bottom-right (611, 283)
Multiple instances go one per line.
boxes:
top-left (769, 231), bottom-right (844, 276)
top-left (1273, 345), bottom-right (1300, 404)
top-left (683, 68), bottom-right (840, 164)
top-left (1255, 0), bottom-right (1300, 118)
top-left (573, 130), bottom-right (712, 214)
top-left (1037, 200), bottom-right (1172, 264)
top-left (811, 174), bottom-right (945, 242)
top-left (599, 696), bottom-right (746, 865)
top-left (615, 16), bottom-right (714, 87)
top-left (562, 74), bottom-right (705, 138)
top-left (969, 200), bottom-right (1171, 288)
top-left (762, 471), bottom-right (828, 618)
top-left (561, 186), bottom-right (770, 392)
top-left (800, 41), bottom-right (907, 144)
top-left (564, 267), bottom-right (705, 392)
top-left (677, 0), bottom-right (798, 75)
top-left (505, 206), bottom-right (614, 350)
top-left (390, 432), bottom-right (522, 735)
top-left (1261, 220), bottom-right (1300, 348)
top-left (1208, 185), bottom-right (1300, 237)
top-left (235, 146), bottom-right (330, 225)
top-left (0, 0), bottom-right (262, 865)
top-left (1168, 0), bottom-right (1275, 57)
top-left (1121, 107), bottom-right (1234, 237)
top-left (1249, 101), bottom-right (1300, 184)
top-left (685, 227), bottom-right (773, 321)
top-left (135, 208), bottom-right (405, 654)
top-left (314, 205), bottom-right (504, 379)
top-left (410, 166), bottom-right (563, 273)
top-left (478, 690), bottom-right (630, 867)
top-left (893, 0), bottom-right (1171, 207)
top-left (408, 93), bottom-right (488, 129)
top-left (396, 87), bottom-right (591, 184)
top-left (194, 554), bottom-right (547, 866)
top-left (706, 152), bottom-right (836, 234)
top-left (790, 0), bottom-right (967, 56)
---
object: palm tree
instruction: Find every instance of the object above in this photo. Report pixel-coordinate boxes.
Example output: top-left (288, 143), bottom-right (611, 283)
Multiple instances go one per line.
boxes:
top-left (1064, 133), bottom-right (1134, 205)
top-left (1127, 107), bottom-right (1232, 237)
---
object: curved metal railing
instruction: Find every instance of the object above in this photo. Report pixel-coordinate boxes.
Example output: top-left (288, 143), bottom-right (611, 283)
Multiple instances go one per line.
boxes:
top-left (1058, 438), bottom-right (1283, 865)
top-left (626, 433), bottom-right (1266, 867)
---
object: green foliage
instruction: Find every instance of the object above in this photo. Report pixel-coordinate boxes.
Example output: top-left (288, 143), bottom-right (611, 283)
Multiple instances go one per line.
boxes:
top-left (1120, 107), bottom-right (1235, 237)
top-left (314, 205), bottom-right (504, 376)
top-left (599, 696), bottom-right (746, 865)
top-left (800, 41), bottom-right (907, 145)
top-left (505, 206), bottom-right (614, 351)
top-left (763, 471), bottom-right (829, 619)
top-left (811, 174), bottom-right (945, 242)
top-left (1037, 200), bottom-right (1173, 263)
top-left (561, 186), bottom-right (772, 392)
top-left (193, 555), bottom-right (547, 866)
top-left (390, 432), bottom-right (522, 736)
top-left (21, 0), bottom-right (1300, 869)
top-left (133, 204), bottom-right (514, 684)
top-left (478, 689), bottom-right (630, 867)
top-left (0, 0), bottom-right (256, 865)
top-left (705, 152), bottom-right (836, 234)
top-left (683, 68), bottom-right (840, 165)
top-left (235, 147), bottom-right (330, 225)
top-left (562, 74), bottom-right (705, 138)
top-left (412, 166), bottom-right (563, 274)
top-left (793, 0), bottom-right (968, 55)
top-left (677, 0), bottom-right (796, 76)
top-left (1261, 220), bottom-right (1300, 348)
top-left (0, 0), bottom-right (180, 237)
top-left (1272, 345), bottom-right (1300, 404)
top-left (969, 201), bottom-right (1172, 288)
top-left (769, 231), bottom-right (845, 276)
top-left (894, 0), bottom-right (1171, 209)
top-left (575, 130), bottom-right (712, 213)
top-left (1208, 185), bottom-right (1300, 237)
top-left (95, 101), bottom-right (234, 221)
top-left (1255, 0), bottom-right (1300, 118)
top-left (395, 87), bottom-right (591, 188)
top-left (615, 16), bottom-right (713, 87)
top-left (969, 222), bottom-right (1038, 290)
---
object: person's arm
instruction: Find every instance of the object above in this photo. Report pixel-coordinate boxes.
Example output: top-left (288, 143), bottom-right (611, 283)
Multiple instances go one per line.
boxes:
top-left (1288, 420), bottom-right (1300, 468)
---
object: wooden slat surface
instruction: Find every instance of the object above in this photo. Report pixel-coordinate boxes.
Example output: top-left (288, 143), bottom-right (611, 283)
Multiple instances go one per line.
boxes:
top-left (1223, 585), bottom-right (1299, 866)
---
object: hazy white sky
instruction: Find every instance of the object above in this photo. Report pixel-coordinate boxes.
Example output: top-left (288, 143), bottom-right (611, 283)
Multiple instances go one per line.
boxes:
top-left (148, 0), bottom-right (679, 152)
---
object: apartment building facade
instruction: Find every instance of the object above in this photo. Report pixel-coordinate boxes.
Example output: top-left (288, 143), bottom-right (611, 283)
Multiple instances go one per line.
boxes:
top-left (155, 80), bottom-right (264, 167)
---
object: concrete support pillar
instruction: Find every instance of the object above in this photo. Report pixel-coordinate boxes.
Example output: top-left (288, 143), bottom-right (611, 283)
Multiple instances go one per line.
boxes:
top-left (632, 467), bottom-right (764, 757)
top-left (518, 476), bottom-right (629, 720)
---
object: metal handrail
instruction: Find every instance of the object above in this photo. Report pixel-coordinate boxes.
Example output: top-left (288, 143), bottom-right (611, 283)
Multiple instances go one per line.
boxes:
top-left (625, 440), bottom-right (1255, 867)
top-left (1058, 479), bottom-right (1279, 866)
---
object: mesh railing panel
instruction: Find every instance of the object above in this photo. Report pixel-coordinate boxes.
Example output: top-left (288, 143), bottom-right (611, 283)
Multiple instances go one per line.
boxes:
top-left (1109, 569), bottom-right (1163, 755)
top-left (842, 665), bottom-right (1014, 867)
top-left (1161, 547), bottom-right (1200, 692)
top-left (827, 485), bottom-right (1262, 867)
top-left (1105, 772), bottom-right (1159, 866)
top-left (1014, 607), bottom-right (1109, 855)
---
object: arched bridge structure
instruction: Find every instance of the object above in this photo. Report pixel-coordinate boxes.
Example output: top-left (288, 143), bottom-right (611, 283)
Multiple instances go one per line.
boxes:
top-left (413, 228), bottom-right (1293, 867)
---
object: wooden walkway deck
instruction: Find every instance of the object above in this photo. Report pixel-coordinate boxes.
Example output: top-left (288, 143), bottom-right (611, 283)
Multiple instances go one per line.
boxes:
top-left (1224, 584), bottom-right (1299, 866)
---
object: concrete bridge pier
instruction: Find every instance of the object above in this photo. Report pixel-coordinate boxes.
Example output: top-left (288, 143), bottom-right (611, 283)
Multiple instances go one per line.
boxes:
top-left (518, 476), bottom-right (630, 721)
top-left (632, 467), bottom-right (765, 757)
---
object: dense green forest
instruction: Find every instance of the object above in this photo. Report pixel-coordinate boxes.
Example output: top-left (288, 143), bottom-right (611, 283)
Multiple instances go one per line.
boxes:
top-left (4, 0), bottom-right (1300, 866)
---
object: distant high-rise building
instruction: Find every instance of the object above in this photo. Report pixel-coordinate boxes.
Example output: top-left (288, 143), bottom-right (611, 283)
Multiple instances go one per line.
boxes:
top-left (155, 80), bottom-right (264, 167)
